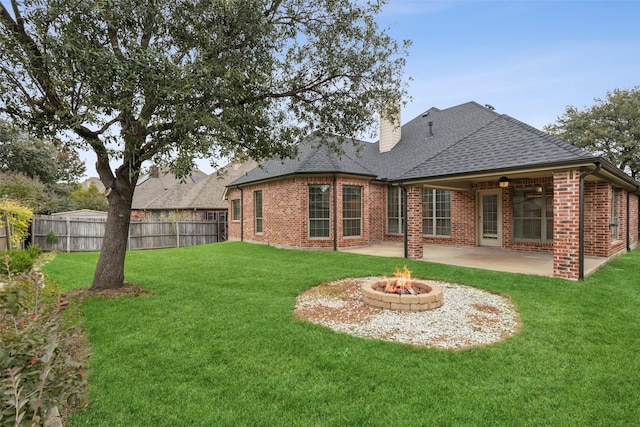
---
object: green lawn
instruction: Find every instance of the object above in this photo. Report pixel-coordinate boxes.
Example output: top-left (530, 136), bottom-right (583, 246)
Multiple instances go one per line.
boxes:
top-left (42, 242), bottom-right (640, 426)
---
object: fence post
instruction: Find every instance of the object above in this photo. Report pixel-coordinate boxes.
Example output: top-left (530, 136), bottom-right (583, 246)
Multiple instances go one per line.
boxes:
top-left (66, 218), bottom-right (71, 253)
top-left (175, 220), bottom-right (180, 248)
top-left (4, 214), bottom-right (11, 250)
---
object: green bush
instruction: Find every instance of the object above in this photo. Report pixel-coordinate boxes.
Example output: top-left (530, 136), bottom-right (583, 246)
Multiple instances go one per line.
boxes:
top-left (26, 244), bottom-right (43, 259)
top-left (45, 229), bottom-right (59, 245)
top-left (0, 250), bottom-right (35, 276)
top-left (0, 273), bottom-right (87, 426)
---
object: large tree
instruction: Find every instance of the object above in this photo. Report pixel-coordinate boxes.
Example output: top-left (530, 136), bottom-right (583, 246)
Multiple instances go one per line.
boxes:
top-left (0, 0), bottom-right (408, 290)
top-left (0, 120), bottom-right (86, 185)
top-left (545, 87), bottom-right (640, 178)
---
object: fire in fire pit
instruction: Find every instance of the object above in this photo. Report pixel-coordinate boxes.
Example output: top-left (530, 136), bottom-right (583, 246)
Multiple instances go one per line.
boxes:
top-left (384, 265), bottom-right (415, 294)
top-left (361, 266), bottom-right (444, 312)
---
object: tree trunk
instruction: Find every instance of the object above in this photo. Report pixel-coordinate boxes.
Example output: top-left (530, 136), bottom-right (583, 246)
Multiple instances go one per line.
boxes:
top-left (90, 173), bottom-right (136, 291)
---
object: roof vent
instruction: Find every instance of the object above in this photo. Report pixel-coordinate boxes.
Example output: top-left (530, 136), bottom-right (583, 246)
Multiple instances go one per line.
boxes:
top-left (484, 104), bottom-right (495, 111)
top-left (428, 121), bottom-right (434, 137)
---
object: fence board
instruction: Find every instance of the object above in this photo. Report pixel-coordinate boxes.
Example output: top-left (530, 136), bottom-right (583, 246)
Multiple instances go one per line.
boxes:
top-left (0, 225), bottom-right (7, 251)
top-left (31, 215), bottom-right (224, 252)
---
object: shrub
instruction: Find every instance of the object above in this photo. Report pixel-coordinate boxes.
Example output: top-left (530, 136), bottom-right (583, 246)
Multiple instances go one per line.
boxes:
top-left (0, 272), bottom-right (87, 426)
top-left (26, 244), bottom-right (43, 259)
top-left (0, 199), bottom-right (34, 250)
top-left (0, 250), bottom-right (35, 276)
top-left (45, 230), bottom-right (59, 245)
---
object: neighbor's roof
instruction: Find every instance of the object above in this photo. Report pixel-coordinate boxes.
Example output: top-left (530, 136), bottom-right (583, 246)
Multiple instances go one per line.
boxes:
top-left (228, 101), bottom-right (635, 187)
top-left (132, 163), bottom-right (257, 210)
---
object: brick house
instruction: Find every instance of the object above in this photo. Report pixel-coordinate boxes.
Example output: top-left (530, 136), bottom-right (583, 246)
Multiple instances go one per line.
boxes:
top-left (132, 161), bottom-right (257, 220)
top-left (225, 102), bottom-right (639, 280)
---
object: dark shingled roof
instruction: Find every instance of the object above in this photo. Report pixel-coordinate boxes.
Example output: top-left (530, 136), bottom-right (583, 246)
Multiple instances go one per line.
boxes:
top-left (229, 101), bottom-right (608, 187)
top-left (230, 134), bottom-right (378, 186)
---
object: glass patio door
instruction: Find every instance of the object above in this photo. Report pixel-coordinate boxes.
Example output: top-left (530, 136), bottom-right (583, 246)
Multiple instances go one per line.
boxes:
top-left (479, 191), bottom-right (501, 246)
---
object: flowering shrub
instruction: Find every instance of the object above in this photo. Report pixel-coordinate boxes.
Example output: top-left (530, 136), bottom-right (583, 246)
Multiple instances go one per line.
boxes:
top-left (0, 267), bottom-right (87, 425)
top-left (0, 199), bottom-right (33, 250)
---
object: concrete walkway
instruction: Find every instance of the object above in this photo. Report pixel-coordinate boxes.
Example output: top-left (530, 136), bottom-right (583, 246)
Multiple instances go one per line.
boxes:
top-left (341, 242), bottom-right (608, 278)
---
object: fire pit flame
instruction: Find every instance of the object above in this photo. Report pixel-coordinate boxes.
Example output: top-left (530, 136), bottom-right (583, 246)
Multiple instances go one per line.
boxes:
top-left (384, 265), bottom-right (415, 294)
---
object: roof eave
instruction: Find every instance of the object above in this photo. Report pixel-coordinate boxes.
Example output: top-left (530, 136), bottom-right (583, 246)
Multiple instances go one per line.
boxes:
top-left (394, 158), bottom-right (640, 191)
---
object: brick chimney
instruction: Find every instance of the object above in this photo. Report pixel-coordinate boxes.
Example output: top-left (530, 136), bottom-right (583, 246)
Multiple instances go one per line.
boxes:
top-left (379, 105), bottom-right (401, 153)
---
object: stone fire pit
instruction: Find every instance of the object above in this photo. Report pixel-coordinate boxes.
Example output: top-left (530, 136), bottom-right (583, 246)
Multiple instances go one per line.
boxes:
top-left (361, 278), bottom-right (444, 312)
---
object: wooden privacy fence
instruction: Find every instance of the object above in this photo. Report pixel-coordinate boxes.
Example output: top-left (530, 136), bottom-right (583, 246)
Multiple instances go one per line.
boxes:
top-left (0, 223), bottom-right (8, 251)
top-left (31, 215), bottom-right (225, 252)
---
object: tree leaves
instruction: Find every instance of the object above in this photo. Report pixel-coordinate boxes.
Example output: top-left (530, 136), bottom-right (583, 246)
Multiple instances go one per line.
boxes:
top-left (545, 87), bottom-right (640, 178)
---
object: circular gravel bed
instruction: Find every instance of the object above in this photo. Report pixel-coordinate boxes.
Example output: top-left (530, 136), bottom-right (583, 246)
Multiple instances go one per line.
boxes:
top-left (294, 277), bottom-right (520, 350)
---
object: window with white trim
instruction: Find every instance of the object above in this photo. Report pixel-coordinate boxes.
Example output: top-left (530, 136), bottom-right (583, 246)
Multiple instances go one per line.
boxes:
top-left (387, 186), bottom-right (403, 234)
top-left (423, 188), bottom-right (451, 236)
top-left (611, 189), bottom-right (620, 241)
top-left (231, 199), bottom-right (241, 221)
top-left (254, 190), bottom-right (263, 234)
top-left (343, 186), bottom-right (362, 237)
top-left (308, 185), bottom-right (330, 238)
top-left (513, 186), bottom-right (553, 241)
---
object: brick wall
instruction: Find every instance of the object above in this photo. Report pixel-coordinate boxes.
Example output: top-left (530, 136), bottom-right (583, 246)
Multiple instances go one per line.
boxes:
top-left (368, 183), bottom-right (386, 242)
top-left (227, 175), bottom-right (375, 248)
top-left (630, 193), bottom-right (639, 247)
top-left (553, 170), bottom-right (581, 279)
top-left (583, 181), bottom-right (610, 257)
top-left (406, 185), bottom-right (423, 259)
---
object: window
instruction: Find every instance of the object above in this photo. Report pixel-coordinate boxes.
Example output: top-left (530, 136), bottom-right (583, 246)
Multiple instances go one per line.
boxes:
top-left (309, 185), bottom-right (330, 238)
top-left (512, 186), bottom-right (553, 241)
top-left (343, 186), bottom-right (362, 237)
top-left (254, 191), bottom-right (263, 234)
top-left (423, 188), bottom-right (451, 236)
top-left (387, 186), bottom-right (403, 234)
top-left (231, 199), bottom-right (241, 221)
top-left (611, 189), bottom-right (620, 241)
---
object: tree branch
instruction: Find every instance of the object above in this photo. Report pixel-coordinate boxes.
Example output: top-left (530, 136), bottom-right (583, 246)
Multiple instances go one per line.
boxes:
top-left (1, 2), bottom-right (66, 114)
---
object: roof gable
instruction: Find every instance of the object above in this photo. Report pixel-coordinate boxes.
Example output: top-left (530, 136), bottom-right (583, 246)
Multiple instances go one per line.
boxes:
top-left (230, 134), bottom-right (377, 186)
top-left (399, 114), bottom-right (596, 180)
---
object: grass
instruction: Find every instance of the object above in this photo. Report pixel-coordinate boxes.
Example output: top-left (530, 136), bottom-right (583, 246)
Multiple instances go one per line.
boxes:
top-left (42, 242), bottom-right (640, 426)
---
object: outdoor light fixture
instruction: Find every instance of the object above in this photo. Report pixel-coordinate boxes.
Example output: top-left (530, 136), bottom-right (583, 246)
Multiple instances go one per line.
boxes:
top-left (498, 176), bottom-right (510, 188)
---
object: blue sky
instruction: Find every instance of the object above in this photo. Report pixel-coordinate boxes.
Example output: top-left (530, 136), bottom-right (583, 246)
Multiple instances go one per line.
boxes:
top-left (378, 0), bottom-right (639, 130)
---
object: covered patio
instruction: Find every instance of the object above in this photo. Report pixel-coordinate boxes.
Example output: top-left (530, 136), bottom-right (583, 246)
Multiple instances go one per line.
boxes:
top-left (341, 242), bottom-right (608, 278)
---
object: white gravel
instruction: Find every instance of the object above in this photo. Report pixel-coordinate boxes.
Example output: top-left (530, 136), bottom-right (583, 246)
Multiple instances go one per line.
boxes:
top-left (294, 277), bottom-right (520, 349)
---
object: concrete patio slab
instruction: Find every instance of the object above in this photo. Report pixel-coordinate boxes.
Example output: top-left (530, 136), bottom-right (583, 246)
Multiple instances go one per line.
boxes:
top-left (340, 242), bottom-right (608, 278)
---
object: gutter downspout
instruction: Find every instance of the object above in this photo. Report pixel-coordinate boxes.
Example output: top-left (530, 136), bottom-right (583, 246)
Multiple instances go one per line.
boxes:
top-left (333, 174), bottom-right (338, 251)
top-left (239, 187), bottom-right (244, 242)
top-left (627, 191), bottom-right (631, 252)
top-left (579, 162), bottom-right (601, 280)
top-left (400, 182), bottom-right (408, 259)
